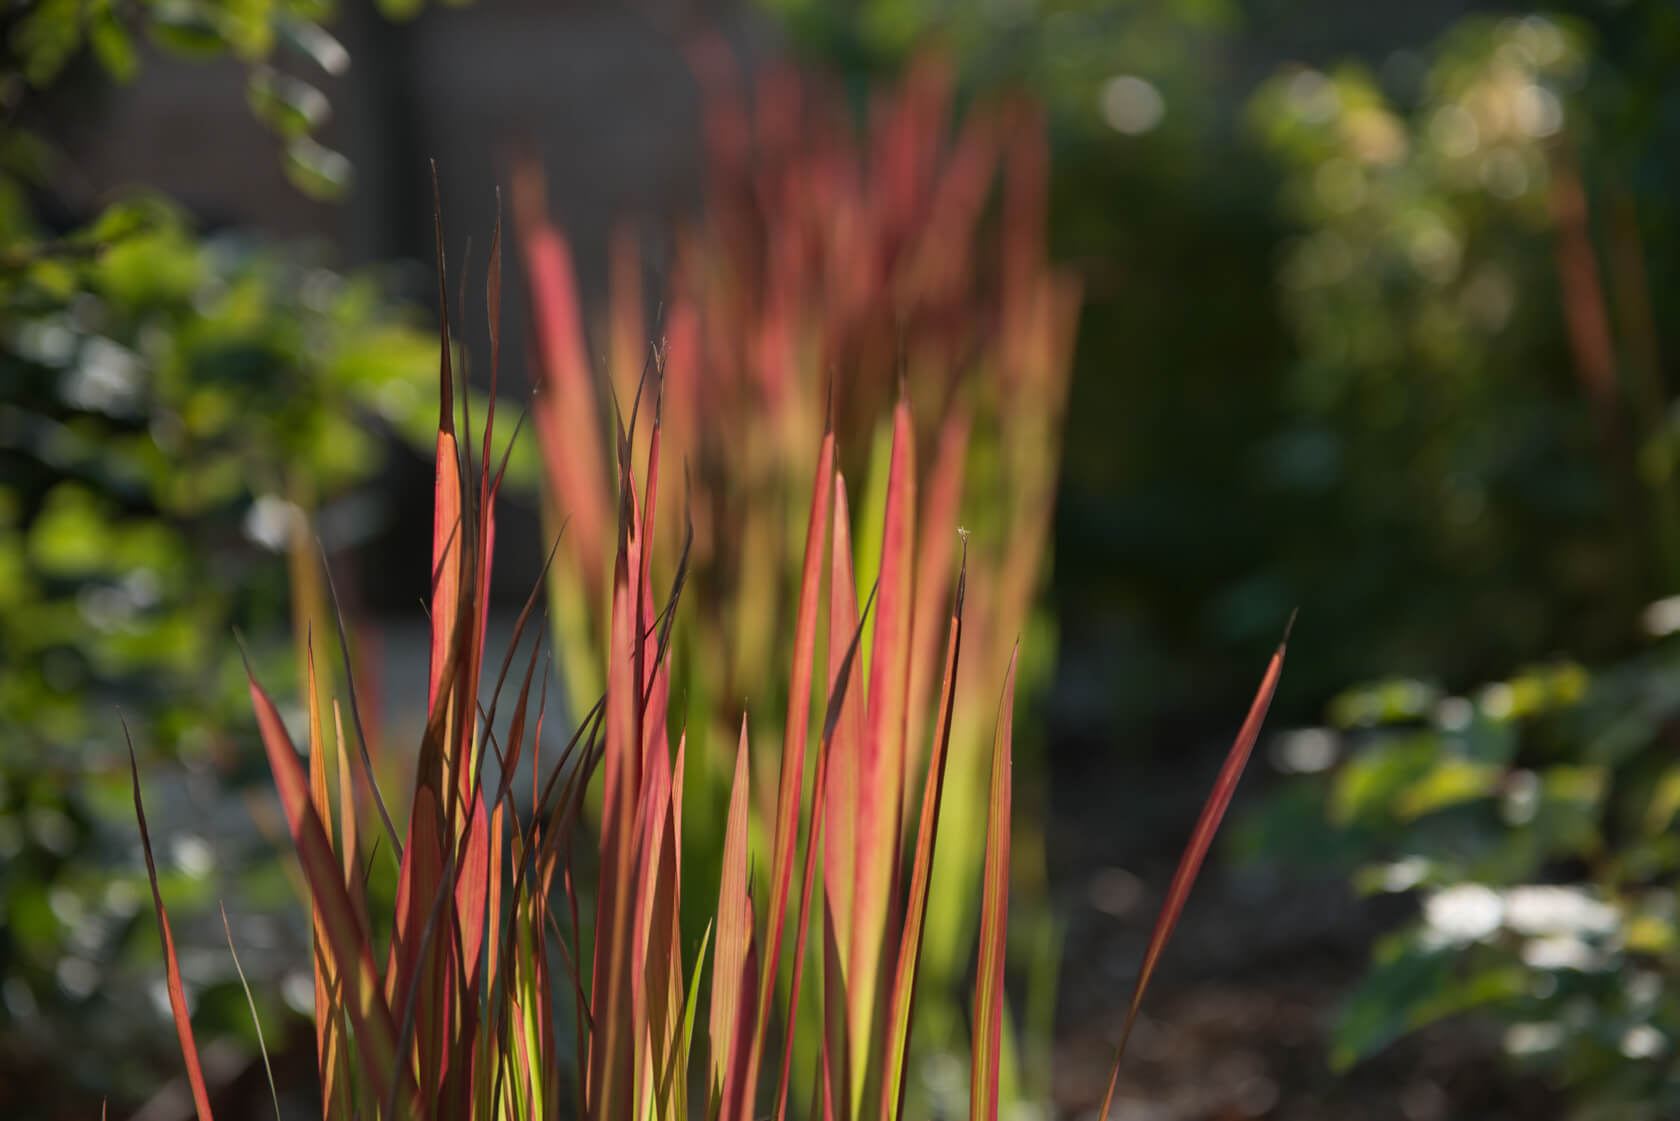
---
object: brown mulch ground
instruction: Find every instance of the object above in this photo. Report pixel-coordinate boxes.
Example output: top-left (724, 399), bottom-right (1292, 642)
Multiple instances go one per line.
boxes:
top-left (1045, 748), bottom-right (1561, 1121)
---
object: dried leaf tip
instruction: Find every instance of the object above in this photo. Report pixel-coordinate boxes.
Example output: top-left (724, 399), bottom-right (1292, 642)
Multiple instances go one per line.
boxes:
top-left (955, 530), bottom-right (969, 613)
top-left (430, 158), bottom-right (455, 433)
top-left (626, 336), bottom-right (661, 446)
top-left (1281, 607), bottom-right (1299, 649)
top-left (651, 337), bottom-right (669, 430)
top-left (232, 627), bottom-right (255, 677)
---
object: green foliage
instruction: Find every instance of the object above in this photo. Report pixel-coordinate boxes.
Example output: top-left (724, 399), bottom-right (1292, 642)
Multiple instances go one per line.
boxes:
top-left (2, 0), bottom-right (403, 200)
top-left (1228, 12), bottom-right (1680, 1115)
top-left (0, 194), bottom-right (440, 1110)
top-left (773, 0), bottom-right (1232, 102)
top-left (1242, 642), bottom-right (1680, 1118)
top-left (1241, 15), bottom-right (1657, 684)
top-left (1263, 645), bottom-right (1680, 1115)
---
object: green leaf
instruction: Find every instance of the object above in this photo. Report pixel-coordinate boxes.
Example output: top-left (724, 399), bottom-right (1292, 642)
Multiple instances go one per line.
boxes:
top-left (89, 7), bottom-right (138, 83)
top-left (1332, 940), bottom-right (1525, 1070)
top-left (277, 17), bottom-right (349, 76)
top-left (28, 485), bottom-right (111, 577)
top-left (1395, 758), bottom-right (1501, 820)
top-left (12, 0), bottom-right (84, 87)
top-left (283, 136), bottom-right (353, 201)
top-left (248, 67), bottom-right (330, 138)
top-left (147, 2), bottom-right (230, 56)
top-left (375, 0), bottom-right (427, 20)
top-left (1330, 734), bottom-right (1439, 826)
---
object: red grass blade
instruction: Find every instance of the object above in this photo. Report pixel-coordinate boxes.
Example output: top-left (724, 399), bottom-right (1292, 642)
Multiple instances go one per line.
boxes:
top-left (774, 581), bottom-right (878, 1121)
top-left (1097, 616), bottom-right (1293, 1120)
top-left (127, 728), bottom-right (217, 1121)
top-left (513, 161), bottom-right (610, 595)
top-left (824, 473), bottom-right (863, 937)
top-left (709, 717), bottom-right (755, 1097)
top-left (745, 425), bottom-right (835, 1104)
top-left (823, 473), bottom-right (864, 1121)
top-left (970, 646), bottom-right (1017, 1121)
top-left (590, 408), bottom-right (654, 1121)
top-left (245, 666), bottom-right (409, 1110)
top-left (630, 708), bottom-right (675, 1116)
top-left (850, 397), bottom-right (916, 1107)
top-left (650, 731), bottom-right (689, 1118)
top-left (427, 167), bottom-right (464, 721)
top-left (719, 910), bottom-right (760, 1121)
top-left (904, 407), bottom-right (970, 817)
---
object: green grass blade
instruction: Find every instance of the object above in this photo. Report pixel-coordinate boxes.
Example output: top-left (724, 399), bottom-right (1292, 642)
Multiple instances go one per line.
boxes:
top-left (220, 903), bottom-right (282, 1121)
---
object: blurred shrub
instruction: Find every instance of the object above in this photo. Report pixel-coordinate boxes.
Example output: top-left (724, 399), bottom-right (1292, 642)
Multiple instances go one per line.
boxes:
top-left (777, 2), bottom-right (1680, 737)
top-left (1138, 9), bottom-right (1680, 732)
top-left (1245, 17), bottom-right (1653, 677)
top-left (9, 0), bottom-right (355, 198)
top-left (4, 0), bottom-right (465, 200)
top-left (1233, 15), bottom-right (1680, 1114)
top-left (1241, 635), bottom-right (1680, 1119)
top-left (0, 191), bottom-right (441, 1109)
top-left (2, 0), bottom-right (483, 1111)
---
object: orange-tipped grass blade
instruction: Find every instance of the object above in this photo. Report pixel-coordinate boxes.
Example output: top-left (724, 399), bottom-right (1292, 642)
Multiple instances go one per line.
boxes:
top-left (1097, 615), bottom-right (1292, 1121)
top-left (127, 729), bottom-right (217, 1121)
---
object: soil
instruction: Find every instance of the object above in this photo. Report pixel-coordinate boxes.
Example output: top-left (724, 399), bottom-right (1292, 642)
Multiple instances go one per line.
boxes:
top-left (1045, 745), bottom-right (1563, 1121)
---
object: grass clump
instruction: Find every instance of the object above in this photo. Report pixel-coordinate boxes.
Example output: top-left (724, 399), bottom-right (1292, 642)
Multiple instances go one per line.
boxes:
top-left (131, 188), bottom-right (1287, 1121)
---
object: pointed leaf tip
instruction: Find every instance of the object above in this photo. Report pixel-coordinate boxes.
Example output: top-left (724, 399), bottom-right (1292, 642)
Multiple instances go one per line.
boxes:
top-left (954, 531), bottom-right (969, 615)
top-left (127, 724), bottom-right (217, 1121)
top-left (431, 158), bottom-right (455, 434)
